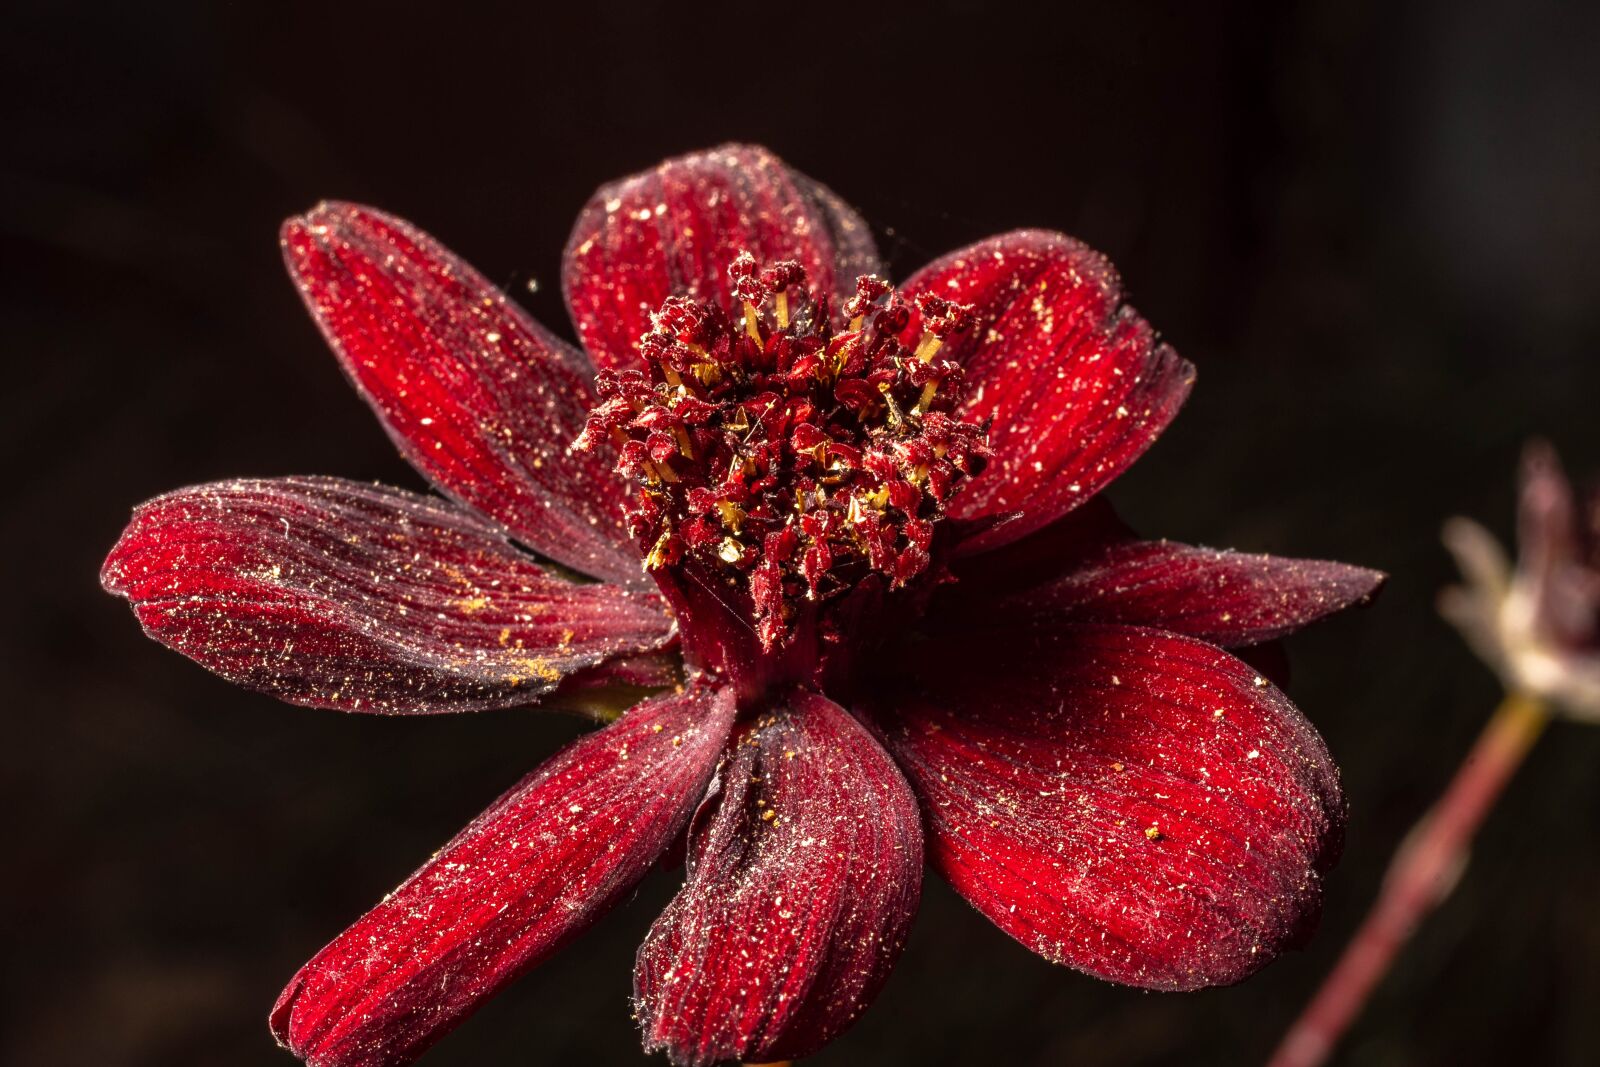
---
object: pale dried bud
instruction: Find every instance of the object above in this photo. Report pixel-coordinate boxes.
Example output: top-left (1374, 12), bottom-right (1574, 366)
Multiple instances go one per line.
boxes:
top-left (1440, 441), bottom-right (1600, 720)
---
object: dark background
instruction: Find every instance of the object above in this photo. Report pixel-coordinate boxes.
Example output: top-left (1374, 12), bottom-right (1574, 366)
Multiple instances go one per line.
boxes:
top-left (6, 1), bottom-right (1600, 1064)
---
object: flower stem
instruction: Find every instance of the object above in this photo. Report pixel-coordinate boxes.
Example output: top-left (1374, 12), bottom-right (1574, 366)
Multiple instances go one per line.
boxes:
top-left (1267, 691), bottom-right (1548, 1067)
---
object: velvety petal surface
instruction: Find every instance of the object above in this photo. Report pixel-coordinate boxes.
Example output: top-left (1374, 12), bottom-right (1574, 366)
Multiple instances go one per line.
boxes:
top-left (101, 477), bottom-right (672, 713)
top-left (947, 493), bottom-right (1133, 596)
top-left (636, 690), bottom-right (922, 1066)
top-left (271, 683), bottom-right (736, 1067)
top-left (281, 201), bottom-right (637, 583)
top-left (873, 623), bottom-right (1342, 991)
top-left (563, 144), bottom-right (880, 373)
top-left (561, 651), bottom-right (682, 693)
top-left (965, 540), bottom-right (1385, 647)
top-left (901, 231), bottom-right (1195, 553)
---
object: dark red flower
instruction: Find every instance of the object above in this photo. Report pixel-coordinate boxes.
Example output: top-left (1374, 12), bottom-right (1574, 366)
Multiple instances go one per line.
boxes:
top-left (102, 145), bottom-right (1384, 1066)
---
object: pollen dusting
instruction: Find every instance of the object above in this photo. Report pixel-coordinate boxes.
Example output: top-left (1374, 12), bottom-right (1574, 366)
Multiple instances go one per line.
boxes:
top-left (99, 477), bottom-right (678, 715)
top-left (635, 690), bottom-right (921, 1062)
top-left (507, 657), bottom-right (562, 686)
top-left (578, 254), bottom-right (988, 650)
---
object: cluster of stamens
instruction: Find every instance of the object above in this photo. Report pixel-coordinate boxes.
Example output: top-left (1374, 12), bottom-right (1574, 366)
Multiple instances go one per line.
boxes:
top-left (577, 253), bottom-right (988, 650)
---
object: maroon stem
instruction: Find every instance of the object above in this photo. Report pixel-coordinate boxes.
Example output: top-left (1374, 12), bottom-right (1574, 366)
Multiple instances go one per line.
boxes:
top-left (1267, 691), bottom-right (1549, 1067)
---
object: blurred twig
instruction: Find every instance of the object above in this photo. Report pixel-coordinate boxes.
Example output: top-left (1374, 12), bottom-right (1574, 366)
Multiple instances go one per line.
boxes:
top-left (1267, 691), bottom-right (1549, 1067)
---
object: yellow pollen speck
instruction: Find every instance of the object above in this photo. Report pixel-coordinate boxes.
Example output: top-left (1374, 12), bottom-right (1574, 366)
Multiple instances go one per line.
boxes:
top-left (455, 596), bottom-right (491, 614)
top-left (1111, 762), bottom-right (1124, 772)
top-left (1145, 825), bottom-right (1163, 841)
top-left (509, 658), bottom-right (561, 685)
top-left (761, 808), bottom-right (777, 821)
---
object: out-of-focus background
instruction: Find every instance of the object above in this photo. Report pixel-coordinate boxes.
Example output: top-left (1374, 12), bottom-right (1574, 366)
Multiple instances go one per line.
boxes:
top-left (5, 1), bottom-right (1599, 1063)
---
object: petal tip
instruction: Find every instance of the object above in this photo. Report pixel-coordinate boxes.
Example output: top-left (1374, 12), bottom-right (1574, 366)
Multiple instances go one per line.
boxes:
top-left (267, 966), bottom-right (307, 1051)
top-left (99, 536), bottom-right (130, 598)
top-left (280, 201), bottom-right (386, 252)
top-left (1347, 565), bottom-right (1389, 606)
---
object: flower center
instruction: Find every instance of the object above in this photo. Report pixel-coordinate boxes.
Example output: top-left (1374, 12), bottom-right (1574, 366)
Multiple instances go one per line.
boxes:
top-left (578, 253), bottom-right (987, 661)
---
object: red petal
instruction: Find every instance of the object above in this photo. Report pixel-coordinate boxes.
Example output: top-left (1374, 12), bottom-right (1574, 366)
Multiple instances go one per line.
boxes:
top-left (635, 690), bottom-right (922, 1066)
top-left (271, 684), bottom-right (736, 1067)
top-left (281, 202), bottom-right (637, 584)
top-left (948, 493), bottom-right (1133, 596)
top-left (101, 477), bottom-right (673, 713)
top-left (974, 541), bottom-right (1385, 647)
top-left (561, 651), bottom-right (681, 692)
top-left (563, 144), bottom-right (880, 373)
top-left (901, 231), bottom-right (1195, 553)
top-left (872, 624), bottom-right (1343, 991)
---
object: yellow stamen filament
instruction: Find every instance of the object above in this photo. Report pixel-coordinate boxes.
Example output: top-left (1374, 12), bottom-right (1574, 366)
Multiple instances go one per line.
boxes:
top-left (644, 529), bottom-right (673, 570)
top-left (775, 292), bottom-right (789, 328)
top-left (673, 426), bottom-right (695, 459)
top-left (913, 333), bottom-right (943, 362)
top-left (878, 382), bottom-right (905, 426)
top-left (742, 301), bottom-right (762, 343)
